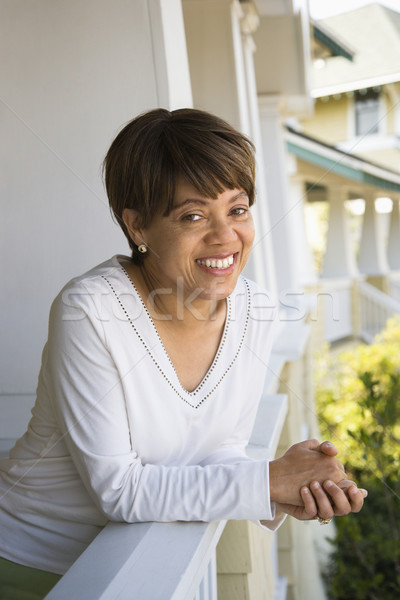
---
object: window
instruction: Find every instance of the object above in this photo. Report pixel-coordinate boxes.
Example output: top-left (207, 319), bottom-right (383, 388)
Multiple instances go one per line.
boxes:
top-left (355, 88), bottom-right (380, 136)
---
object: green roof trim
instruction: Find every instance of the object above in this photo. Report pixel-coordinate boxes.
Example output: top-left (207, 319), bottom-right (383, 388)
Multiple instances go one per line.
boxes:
top-left (287, 141), bottom-right (400, 193)
top-left (313, 23), bottom-right (354, 62)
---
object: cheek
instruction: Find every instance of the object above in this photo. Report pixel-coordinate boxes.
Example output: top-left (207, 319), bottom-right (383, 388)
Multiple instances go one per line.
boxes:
top-left (243, 218), bottom-right (255, 246)
top-left (162, 233), bottom-right (197, 262)
top-left (249, 225), bottom-right (255, 244)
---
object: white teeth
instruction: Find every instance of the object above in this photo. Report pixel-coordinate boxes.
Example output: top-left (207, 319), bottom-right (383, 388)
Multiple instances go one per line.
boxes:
top-left (196, 254), bottom-right (235, 269)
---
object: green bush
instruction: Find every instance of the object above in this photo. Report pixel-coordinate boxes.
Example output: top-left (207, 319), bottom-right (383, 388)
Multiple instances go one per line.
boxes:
top-left (315, 317), bottom-right (400, 599)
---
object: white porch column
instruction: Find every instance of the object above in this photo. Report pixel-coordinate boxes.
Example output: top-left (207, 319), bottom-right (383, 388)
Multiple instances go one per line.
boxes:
top-left (322, 187), bottom-right (358, 278)
top-left (239, 6), bottom-right (278, 297)
top-left (259, 96), bottom-right (314, 292)
top-left (290, 177), bottom-right (317, 287)
top-left (182, 0), bottom-right (278, 295)
top-left (148, 0), bottom-right (193, 109)
top-left (182, 0), bottom-right (250, 133)
top-left (387, 198), bottom-right (400, 270)
top-left (358, 193), bottom-right (389, 275)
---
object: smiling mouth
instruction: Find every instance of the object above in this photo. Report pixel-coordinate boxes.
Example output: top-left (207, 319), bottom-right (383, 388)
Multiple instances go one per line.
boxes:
top-left (195, 254), bottom-right (235, 270)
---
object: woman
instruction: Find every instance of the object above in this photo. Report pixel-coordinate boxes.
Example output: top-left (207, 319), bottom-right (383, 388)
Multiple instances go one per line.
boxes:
top-left (0, 108), bottom-right (366, 598)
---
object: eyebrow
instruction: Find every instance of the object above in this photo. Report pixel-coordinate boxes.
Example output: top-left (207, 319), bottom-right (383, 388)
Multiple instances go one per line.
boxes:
top-left (172, 191), bottom-right (248, 212)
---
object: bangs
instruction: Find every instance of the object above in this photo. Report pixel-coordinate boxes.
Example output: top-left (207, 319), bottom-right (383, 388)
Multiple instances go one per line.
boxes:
top-left (156, 120), bottom-right (255, 216)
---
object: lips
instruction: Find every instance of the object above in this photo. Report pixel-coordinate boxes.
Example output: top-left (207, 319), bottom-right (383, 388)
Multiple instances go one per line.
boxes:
top-left (195, 254), bottom-right (235, 270)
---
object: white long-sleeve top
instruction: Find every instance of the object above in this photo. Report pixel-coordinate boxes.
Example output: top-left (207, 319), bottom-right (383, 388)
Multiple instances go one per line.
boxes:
top-left (0, 256), bottom-right (281, 575)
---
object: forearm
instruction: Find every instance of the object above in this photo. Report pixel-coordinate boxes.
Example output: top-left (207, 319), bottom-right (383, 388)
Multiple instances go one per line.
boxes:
top-left (114, 460), bottom-right (273, 523)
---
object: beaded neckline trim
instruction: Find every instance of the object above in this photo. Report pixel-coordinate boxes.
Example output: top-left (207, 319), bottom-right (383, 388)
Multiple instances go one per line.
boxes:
top-left (101, 270), bottom-right (251, 409)
top-left (118, 265), bottom-right (232, 397)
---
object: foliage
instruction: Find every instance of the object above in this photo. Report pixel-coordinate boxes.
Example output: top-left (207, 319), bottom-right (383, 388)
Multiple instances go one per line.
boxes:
top-left (315, 317), bottom-right (400, 599)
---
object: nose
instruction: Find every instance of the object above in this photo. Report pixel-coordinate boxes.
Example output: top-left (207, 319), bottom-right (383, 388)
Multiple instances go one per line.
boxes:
top-left (204, 217), bottom-right (238, 245)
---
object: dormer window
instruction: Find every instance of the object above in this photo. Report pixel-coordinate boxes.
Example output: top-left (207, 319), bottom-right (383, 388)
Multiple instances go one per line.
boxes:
top-left (355, 88), bottom-right (380, 136)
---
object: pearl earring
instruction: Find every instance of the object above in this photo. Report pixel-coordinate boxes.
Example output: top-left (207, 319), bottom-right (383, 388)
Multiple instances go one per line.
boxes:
top-left (138, 244), bottom-right (147, 254)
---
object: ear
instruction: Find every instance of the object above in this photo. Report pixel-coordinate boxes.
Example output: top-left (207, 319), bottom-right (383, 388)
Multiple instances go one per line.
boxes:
top-left (122, 209), bottom-right (146, 247)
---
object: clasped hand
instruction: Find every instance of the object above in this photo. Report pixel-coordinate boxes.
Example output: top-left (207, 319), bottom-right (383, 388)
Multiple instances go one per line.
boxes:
top-left (269, 439), bottom-right (367, 521)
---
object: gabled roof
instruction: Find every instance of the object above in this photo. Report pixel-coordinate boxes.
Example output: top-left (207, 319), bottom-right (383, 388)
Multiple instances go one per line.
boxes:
top-left (312, 20), bottom-right (355, 61)
top-left (312, 3), bottom-right (400, 97)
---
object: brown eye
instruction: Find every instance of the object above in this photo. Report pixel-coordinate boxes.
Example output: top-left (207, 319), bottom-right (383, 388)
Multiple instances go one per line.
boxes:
top-left (231, 207), bottom-right (247, 216)
top-left (182, 213), bottom-right (202, 222)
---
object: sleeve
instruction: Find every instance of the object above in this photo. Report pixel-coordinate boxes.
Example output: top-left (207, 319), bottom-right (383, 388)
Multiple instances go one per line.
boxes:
top-left (195, 304), bottom-right (285, 532)
top-left (45, 280), bottom-right (275, 524)
top-left (200, 448), bottom-right (285, 531)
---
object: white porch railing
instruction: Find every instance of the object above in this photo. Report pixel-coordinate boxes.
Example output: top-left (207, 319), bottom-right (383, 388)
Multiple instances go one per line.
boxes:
top-left (388, 272), bottom-right (400, 303)
top-left (46, 520), bottom-right (225, 600)
top-left (357, 280), bottom-right (400, 343)
top-left (308, 277), bottom-right (400, 346)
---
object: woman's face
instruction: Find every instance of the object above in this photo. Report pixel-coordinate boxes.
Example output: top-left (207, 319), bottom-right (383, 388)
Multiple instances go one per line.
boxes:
top-left (128, 179), bottom-right (255, 303)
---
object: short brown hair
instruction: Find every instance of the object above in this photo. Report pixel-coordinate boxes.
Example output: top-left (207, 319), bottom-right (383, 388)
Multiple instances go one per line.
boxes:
top-left (103, 108), bottom-right (256, 264)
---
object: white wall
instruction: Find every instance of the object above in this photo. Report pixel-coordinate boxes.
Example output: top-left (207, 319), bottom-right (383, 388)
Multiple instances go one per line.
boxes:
top-left (0, 0), bottom-right (191, 399)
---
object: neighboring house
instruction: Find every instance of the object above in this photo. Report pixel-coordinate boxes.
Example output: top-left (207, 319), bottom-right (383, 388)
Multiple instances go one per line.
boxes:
top-left (302, 2), bottom-right (400, 173)
top-left (286, 2), bottom-right (400, 344)
top-left (2, 2), bottom-right (399, 600)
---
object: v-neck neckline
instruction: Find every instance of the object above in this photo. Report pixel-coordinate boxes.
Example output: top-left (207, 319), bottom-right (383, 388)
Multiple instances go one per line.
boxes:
top-left (118, 259), bottom-right (231, 395)
top-left (104, 255), bottom-right (250, 409)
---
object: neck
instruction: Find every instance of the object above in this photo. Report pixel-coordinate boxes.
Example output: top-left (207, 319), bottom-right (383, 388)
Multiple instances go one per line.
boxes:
top-left (125, 260), bottom-right (225, 328)
top-left (148, 278), bottom-right (224, 328)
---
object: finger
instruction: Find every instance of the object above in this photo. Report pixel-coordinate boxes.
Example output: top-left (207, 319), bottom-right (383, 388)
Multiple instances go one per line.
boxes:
top-left (310, 481), bottom-right (335, 520)
top-left (300, 487), bottom-right (318, 519)
top-left (318, 441), bottom-right (338, 457)
top-left (346, 484), bottom-right (367, 513)
top-left (300, 438), bottom-right (321, 451)
top-left (323, 480), bottom-right (352, 516)
top-left (338, 480), bottom-right (368, 502)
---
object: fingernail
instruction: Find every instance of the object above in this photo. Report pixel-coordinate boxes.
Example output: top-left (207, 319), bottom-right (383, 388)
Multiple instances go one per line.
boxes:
top-left (302, 487), bottom-right (310, 495)
top-left (324, 442), bottom-right (334, 447)
top-left (324, 480), bottom-right (333, 488)
top-left (311, 482), bottom-right (320, 490)
top-left (361, 488), bottom-right (368, 497)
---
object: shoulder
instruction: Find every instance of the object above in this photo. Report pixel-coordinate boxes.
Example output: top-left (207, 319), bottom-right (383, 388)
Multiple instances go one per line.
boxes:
top-left (62, 255), bottom-right (126, 291)
top-left (231, 276), bottom-right (278, 360)
top-left (49, 255), bottom-right (130, 323)
top-left (233, 275), bottom-right (277, 323)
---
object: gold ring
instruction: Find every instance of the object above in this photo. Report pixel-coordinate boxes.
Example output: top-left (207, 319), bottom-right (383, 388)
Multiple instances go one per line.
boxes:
top-left (317, 517), bottom-right (332, 525)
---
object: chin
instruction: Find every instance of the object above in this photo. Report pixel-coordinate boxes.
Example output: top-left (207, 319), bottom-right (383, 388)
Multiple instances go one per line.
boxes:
top-left (201, 282), bottom-right (236, 301)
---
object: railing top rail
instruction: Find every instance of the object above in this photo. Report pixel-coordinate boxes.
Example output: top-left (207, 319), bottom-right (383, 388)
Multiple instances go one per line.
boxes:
top-left (388, 272), bottom-right (400, 282)
top-left (358, 280), bottom-right (400, 313)
top-left (318, 278), bottom-right (354, 291)
top-left (247, 394), bottom-right (288, 461)
top-left (45, 520), bottom-right (225, 600)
